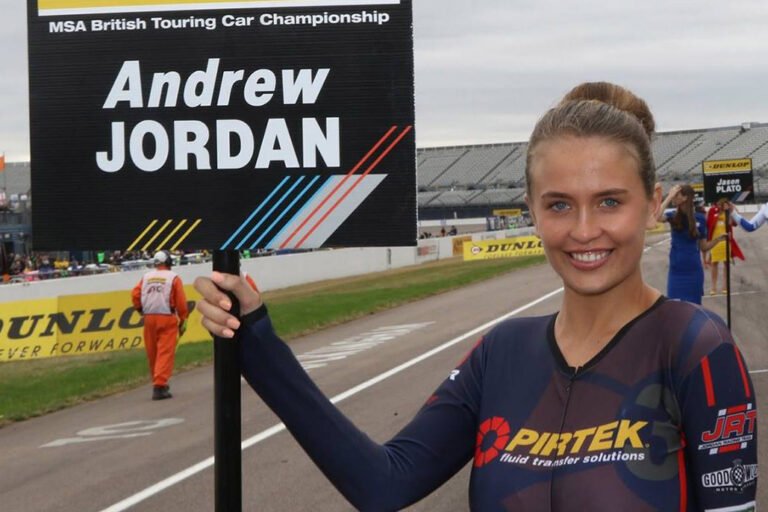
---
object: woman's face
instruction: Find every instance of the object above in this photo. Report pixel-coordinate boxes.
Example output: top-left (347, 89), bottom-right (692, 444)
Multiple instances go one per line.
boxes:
top-left (526, 135), bottom-right (661, 297)
top-left (673, 192), bottom-right (691, 208)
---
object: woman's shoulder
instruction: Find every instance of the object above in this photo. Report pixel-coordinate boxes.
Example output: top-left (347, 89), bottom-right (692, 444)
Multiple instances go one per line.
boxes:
top-left (654, 299), bottom-right (732, 371)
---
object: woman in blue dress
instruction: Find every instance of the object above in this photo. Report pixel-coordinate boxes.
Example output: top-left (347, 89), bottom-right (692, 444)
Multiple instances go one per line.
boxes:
top-left (658, 184), bottom-right (725, 304)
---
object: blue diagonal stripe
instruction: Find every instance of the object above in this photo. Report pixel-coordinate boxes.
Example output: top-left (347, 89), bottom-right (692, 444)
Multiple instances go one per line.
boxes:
top-left (265, 176), bottom-right (334, 249)
top-left (236, 176), bottom-right (306, 250)
top-left (220, 176), bottom-right (291, 250)
top-left (250, 176), bottom-right (322, 249)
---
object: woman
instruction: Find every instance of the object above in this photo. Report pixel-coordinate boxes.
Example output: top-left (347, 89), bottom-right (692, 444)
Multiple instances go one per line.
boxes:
top-left (195, 83), bottom-right (757, 511)
top-left (658, 184), bottom-right (725, 303)
top-left (705, 198), bottom-right (744, 295)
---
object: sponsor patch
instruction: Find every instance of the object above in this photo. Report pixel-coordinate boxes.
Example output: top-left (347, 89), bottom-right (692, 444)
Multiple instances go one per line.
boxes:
top-left (701, 459), bottom-right (757, 494)
top-left (699, 404), bottom-right (756, 455)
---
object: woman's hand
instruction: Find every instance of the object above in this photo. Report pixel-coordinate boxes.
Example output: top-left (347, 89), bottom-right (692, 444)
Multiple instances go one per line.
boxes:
top-left (194, 271), bottom-right (263, 338)
top-left (665, 184), bottom-right (682, 202)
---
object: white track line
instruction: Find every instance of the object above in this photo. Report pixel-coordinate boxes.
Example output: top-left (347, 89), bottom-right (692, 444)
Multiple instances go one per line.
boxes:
top-left (100, 287), bottom-right (564, 512)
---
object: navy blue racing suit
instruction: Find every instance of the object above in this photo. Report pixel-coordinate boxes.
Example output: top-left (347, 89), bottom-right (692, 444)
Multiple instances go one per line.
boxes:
top-left (240, 297), bottom-right (757, 511)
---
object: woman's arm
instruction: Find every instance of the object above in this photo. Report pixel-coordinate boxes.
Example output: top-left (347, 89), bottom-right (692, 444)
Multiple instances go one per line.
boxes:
top-left (657, 184), bottom-right (681, 221)
top-left (698, 233), bottom-right (727, 252)
top-left (194, 273), bottom-right (481, 511)
top-left (677, 312), bottom-right (758, 510)
top-left (730, 202), bottom-right (768, 232)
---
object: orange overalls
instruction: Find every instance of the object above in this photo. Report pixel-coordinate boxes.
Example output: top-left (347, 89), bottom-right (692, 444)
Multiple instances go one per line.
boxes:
top-left (132, 266), bottom-right (188, 387)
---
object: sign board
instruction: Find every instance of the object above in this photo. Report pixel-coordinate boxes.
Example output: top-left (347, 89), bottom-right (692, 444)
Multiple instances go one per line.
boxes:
top-left (701, 158), bottom-right (753, 204)
top-left (463, 236), bottom-right (544, 261)
top-left (28, 0), bottom-right (415, 251)
top-left (492, 208), bottom-right (522, 217)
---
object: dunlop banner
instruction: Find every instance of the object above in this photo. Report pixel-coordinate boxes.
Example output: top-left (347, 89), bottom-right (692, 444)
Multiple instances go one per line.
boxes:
top-left (0, 285), bottom-right (209, 362)
top-left (463, 236), bottom-right (544, 261)
top-left (492, 208), bottom-right (522, 217)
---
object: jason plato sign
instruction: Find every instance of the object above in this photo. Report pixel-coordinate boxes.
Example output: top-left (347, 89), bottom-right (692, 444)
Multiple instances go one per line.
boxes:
top-left (702, 158), bottom-right (754, 204)
top-left (28, 0), bottom-right (415, 251)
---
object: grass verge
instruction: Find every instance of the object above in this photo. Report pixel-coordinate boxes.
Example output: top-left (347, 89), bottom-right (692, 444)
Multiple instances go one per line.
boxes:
top-left (0, 255), bottom-right (544, 426)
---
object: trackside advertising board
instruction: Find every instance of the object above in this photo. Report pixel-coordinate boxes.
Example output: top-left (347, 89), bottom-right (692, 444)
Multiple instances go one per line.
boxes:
top-left (463, 236), bottom-right (544, 261)
top-left (0, 286), bottom-right (209, 362)
top-left (701, 158), bottom-right (754, 204)
top-left (28, 0), bottom-right (415, 251)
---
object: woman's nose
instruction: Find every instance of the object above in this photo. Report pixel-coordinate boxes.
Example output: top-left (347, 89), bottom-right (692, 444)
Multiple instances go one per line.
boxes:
top-left (570, 210), bottom-right (602, 243)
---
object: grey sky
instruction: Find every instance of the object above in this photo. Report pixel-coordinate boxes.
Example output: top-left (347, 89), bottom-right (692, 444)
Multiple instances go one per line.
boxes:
top-left (3, 0), bottom-right (768, 161)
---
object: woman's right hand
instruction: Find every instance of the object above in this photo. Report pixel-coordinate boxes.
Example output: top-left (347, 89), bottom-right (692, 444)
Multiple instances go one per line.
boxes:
top-left (666, 184), bottom-right (682, 201)
top-left (194, 272), bottom-right (263, 338)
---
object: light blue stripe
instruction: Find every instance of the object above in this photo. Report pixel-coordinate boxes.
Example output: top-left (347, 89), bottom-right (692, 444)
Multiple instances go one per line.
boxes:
top-left (236, 176), bottom-right (306, 250)
top-left (220, 175), bottom-right (291, 250)
top-left (250, 176), bottom-right (322, 249)
top-left (265, 176), bottom-right (335, 249)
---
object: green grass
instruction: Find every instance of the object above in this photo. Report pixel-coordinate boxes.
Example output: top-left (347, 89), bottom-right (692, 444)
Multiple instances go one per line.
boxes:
top-left (0, 255), bottom-right (544, 426)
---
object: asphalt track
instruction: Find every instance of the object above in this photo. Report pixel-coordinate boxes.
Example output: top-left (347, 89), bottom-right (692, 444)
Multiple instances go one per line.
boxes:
top-left (1, 229), bottom-right (766, 512)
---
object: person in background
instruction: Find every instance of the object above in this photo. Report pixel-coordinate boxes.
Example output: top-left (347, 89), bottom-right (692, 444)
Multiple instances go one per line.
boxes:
top-left (705, 198), bottom-right (744, 295)
top-left (194, 82), bottom-right (757, 510)
top-left (729, 199), bottom-right (768, 232)
top-left (131, 250), bottom-right (188, 400)
top-left (658, 184), bottom-right (724, 304)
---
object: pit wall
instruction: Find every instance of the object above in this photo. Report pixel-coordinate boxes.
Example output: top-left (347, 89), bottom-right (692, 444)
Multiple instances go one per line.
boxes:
top-left (0, 227), bottom-right (536, 304)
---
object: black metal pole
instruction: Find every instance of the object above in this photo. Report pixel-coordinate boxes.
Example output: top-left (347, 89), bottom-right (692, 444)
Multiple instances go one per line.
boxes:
top-left (725, 209), bottom-right (732, 330)
top-left (213, 250), bottom-right (242, 512)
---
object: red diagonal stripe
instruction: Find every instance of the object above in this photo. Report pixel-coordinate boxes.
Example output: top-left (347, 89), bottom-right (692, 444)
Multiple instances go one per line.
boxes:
top-left (295, 125), bottom-right (412, 249)
top-left (278, 126), bottom-right (398, 249)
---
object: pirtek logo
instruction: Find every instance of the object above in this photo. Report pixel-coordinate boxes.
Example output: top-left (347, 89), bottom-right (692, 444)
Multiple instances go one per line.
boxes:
top-left (475, 418), bottom-right (647, 467)
top-left (0, 302), bottom-right (196, 340)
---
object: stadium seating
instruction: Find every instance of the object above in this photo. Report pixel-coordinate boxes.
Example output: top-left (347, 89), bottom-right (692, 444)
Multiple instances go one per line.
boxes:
top-left (417, 123), bottom-right (768, 217)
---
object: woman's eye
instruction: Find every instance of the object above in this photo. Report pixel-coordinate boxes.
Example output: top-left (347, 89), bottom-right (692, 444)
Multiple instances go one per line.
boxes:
top-left (549, 201), bottom-right (569, 212)
top-left (601, 198), bottom-right (620, 208)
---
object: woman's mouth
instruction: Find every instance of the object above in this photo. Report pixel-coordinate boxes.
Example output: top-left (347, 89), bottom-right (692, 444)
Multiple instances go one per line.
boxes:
top-left (569, 250), bottom-right (612, 268)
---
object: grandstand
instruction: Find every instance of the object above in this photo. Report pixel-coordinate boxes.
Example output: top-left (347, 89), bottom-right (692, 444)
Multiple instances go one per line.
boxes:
top-left (2, 123), bottom-right (768, 238)
top-left (417, 122), bottom-right (768, 220)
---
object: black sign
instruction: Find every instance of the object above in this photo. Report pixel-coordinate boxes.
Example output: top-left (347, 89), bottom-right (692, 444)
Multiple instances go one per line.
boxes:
top-left (28, 0), bottom-right (415, 251)
top-left (701, 159), bottom-right (754, 204)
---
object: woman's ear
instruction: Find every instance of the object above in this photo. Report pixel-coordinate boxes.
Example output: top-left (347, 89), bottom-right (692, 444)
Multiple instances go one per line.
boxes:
top-left (647, 183), bottom-right (663, 230)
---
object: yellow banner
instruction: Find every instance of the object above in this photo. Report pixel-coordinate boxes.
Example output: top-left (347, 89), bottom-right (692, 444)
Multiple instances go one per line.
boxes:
top-left (702, 158), bottom-right (752, 174)
top-left (463, 236), bottom-right (544, 261)
top-left (492, 208), bottom-right (523, 217)
top-left (0, 285), bottom-right (210, 362)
